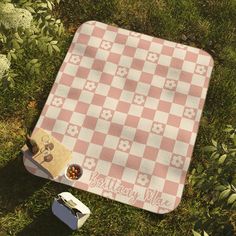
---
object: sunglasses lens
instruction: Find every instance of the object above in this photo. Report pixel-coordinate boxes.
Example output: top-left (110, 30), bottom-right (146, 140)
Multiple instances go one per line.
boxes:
top-left (44, 154), bottom-right (53, 162)
top-left (45, 143), bottom-right (54, 150)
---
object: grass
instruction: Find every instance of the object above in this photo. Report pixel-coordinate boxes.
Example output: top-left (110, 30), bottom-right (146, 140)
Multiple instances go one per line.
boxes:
top-left (0, 0), bottom-right (236, 235)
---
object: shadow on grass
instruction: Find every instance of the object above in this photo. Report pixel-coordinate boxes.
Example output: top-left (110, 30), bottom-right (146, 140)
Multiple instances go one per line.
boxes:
top-left (0, 155), bottom-right (47, 213)
top-left (17, 207), bottom-right (73, 236)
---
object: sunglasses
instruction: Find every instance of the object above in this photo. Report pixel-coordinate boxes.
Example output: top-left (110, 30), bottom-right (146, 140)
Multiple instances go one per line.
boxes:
top-left (40, 135), bottom-right (55, 162)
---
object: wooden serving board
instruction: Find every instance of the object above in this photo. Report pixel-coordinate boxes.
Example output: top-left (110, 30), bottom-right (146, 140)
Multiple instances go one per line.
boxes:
top-left (23, 128), bottom-right (72, 178)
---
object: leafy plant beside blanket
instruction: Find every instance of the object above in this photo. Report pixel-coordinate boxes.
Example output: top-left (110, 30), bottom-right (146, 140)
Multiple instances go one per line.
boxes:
top-left (190, 124), bottom-right (236, 235)
top-left (0, 0), bottom-right (64, 87)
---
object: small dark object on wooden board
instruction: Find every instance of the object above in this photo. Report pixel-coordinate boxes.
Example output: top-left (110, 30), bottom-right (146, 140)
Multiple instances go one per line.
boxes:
top-left (25, 134), bottom-right (39, 155)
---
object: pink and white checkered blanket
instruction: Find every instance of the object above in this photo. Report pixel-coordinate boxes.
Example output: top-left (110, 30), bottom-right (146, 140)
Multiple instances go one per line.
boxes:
top-left (23, 21), bottom-right (214, 214)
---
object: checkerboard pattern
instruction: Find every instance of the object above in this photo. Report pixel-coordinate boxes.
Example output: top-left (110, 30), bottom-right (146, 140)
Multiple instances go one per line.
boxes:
top-left (23, 21), bottom-right (214, 214)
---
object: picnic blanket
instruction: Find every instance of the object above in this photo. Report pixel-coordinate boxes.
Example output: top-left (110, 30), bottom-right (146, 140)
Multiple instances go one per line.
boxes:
top-left (23, 21), bottom-right (214, 214)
